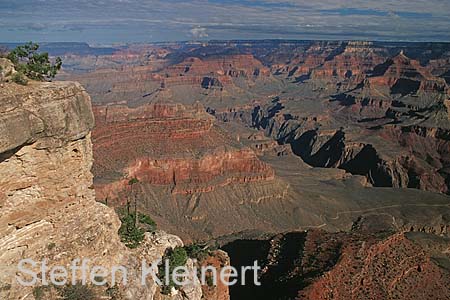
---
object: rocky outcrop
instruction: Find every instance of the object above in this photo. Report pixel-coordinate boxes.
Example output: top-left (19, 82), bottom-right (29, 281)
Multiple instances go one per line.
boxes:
top-left (245, 84), bottom-right (450, 193)
top-left (199, 250), bottom-right (230, 300)
top-left (126, 148), bottom-right (274, 195)
top-left (155, 55), bottom-right (270, 91)
top-left (272, 41), bottom-right (345, 78)
top-left (368, 52), bottom-right (447, 93)
top-left (272, 41), bottom-right (387, 90)
top-left (0, 76), bottom-right (215, 300)
top-left (311, 42), bottom-right (385, 85)
top-left (297, 231), bottom-right (450, 300)
top-left (333, 51), bottom-right (449, 118)
top-left (222, 229), bottom-right (450, 300)
top-left (163, 55), bottom-right (269, 79)
top-left (0, 58), bottom-right (16, 82)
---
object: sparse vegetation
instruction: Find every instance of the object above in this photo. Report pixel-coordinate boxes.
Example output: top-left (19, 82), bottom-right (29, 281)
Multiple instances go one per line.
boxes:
top-left (127, 177), bottom-right (139, 226)
top-left (184, 243), bottom-right (210, 262)
top-left (6, 42), bottom-right (62, 84)
top-left (158, 246), bottom-right (188, 294)
top-left (118, 176), bottom-right (157, 249)
top-left (139, 213), bottom-right (157, 232)
top-left (118, 209), bottom-right (157, 249)
top-left (118, 212), bottom-right (145, 249)
top-left (32, 286), bottom-right (52, 300)
top-left (47, 242), bottom-right (56, 251)
top-left (11, 72), bottom-right (28, 85)
top-left (105, 284), bottom-right (122, 300)
top-left (205, 274), bottom-right (215, 287)
top-left (0, 283), bottom-right (11, 292)
top-left (58, 282), bottom-right (96, 300)
top-left (33, 283), bottom-right (117, 300)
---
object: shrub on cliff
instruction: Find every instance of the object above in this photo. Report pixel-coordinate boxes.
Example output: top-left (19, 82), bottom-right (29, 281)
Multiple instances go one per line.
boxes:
top-left (139, 213), bottom-right (157, 232)
top-left (158, 247), bottom-right (189, 294)
top-left (118, 210), bottom-right (157, 249)
top-left (118, 212), bottom-right (145, 249)
top-left (10, 72), bottom-right (28, 85)
top-left (7, 42), bottom-right (62, 82)
top-left (184, 243), bottom-right (210, 262)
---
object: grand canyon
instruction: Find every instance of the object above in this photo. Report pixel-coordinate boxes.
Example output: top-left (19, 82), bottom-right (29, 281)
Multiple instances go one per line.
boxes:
top-left (2, 37), bottom-right (450, 299)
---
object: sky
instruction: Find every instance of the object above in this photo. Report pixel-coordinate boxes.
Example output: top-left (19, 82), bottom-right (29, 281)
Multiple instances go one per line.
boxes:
top-left (1, 0), bottom-right (450, 43)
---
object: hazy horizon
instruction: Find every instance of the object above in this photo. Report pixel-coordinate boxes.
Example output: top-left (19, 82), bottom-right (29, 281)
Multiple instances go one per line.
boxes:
top-left (1, 0), bottom-right (450, 43)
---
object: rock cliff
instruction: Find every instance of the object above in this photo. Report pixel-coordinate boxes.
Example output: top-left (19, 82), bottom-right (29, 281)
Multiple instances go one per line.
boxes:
top-left (0, 71), bottom-right (219, 299)
top-left (92, 102), bottom-right (283, 241)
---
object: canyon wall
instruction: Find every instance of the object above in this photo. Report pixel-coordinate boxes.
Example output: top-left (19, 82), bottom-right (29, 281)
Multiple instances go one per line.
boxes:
top-left (92, 102), bottom-right (285, 241)
top-left (0, 64), bottom-right (221, 300)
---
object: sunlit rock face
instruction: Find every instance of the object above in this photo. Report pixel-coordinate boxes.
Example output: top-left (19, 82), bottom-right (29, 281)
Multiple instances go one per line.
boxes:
top-left (92, 101), bottom-right (281, 241)
top-left (0, 76), bottom-right (217, 300)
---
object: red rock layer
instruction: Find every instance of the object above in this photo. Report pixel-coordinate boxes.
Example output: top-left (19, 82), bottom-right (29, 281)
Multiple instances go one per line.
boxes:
top-left (158, 55), bottom-right (270, 88)
top-left (378, 125), bottom-right (450, 193)
top-left (274, 42), bottom-right (385, 81)
top-left (164, 55), bottom-right (270, 78)
top-left (200, 251), bottom-right (231, 300)
top-left (92, 102), bottom-right (274, 198)
top-left (311, 50), bottom-right (384, 82)
top-left (369, 52), bottom-right (448, 93)
top-left (297, 231), bottom-right (450, 300)
top-left (126, 148), bottom-right (274, 195)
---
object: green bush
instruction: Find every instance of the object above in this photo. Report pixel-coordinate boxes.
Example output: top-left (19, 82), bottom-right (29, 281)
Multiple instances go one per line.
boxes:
top-left (7, 42), bottom-right (61, 81)
top-left (128, 177), bottom-right (139, 185)
top-left (11, 72), bottom-right (28, 85)
top-left (118, 212), bottom-right (145, 249)
top-left (118, 208), bottom-right (157, 249)
top-left (184, 243), bottom-right (210, 262)
top-left (159, 247), bottom-right (188, 294)
top-left (139, 213), bottom-right (157, 232)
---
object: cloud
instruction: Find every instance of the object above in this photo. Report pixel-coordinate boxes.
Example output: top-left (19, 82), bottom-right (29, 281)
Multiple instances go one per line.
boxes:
top-left (190, 26), bottom-right (208, 39)
top-left (26, 23), bottom-right (47, 31)
top-left (0, 0), bottom-right (449, 42)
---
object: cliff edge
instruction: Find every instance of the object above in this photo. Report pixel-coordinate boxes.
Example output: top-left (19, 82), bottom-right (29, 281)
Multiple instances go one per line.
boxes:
top-left (0, 60), bottom-right (214, 300)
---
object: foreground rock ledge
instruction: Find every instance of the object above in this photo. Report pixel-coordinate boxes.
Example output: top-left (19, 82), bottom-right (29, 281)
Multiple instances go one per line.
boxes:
top-left (0, 79), bottom-right (209, 300)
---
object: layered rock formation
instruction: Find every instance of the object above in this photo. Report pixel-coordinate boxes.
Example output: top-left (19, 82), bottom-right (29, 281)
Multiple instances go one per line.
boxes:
top-left (234, 45), bottom-right (450, 195)
top-left (222, 228), bottom-right (450, 300)
top-left (159, 55), bottom-right (270, 89)
top-left (248, 95), bottom-right (450, 194)
top-left (368, 51), bottom-right (447, 93)
top-left (272, 41), bottom-right (386, 89)
top-left (60, 51), bottom-right (279, 110)
top-left (92, 102), bottom-right (283, 240)
top-left (298, 231), bottom-right (450, 300)
top-left (53, 41), bottom-right (450, 299)
top-left (91, 98), bottom-right (450, 246)
top-left (0, 72), bottom-right (222, 300)
top-left (92, 101), bottom-right (274, 191)
top-left (330, 51), bottom-right (448, 120)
